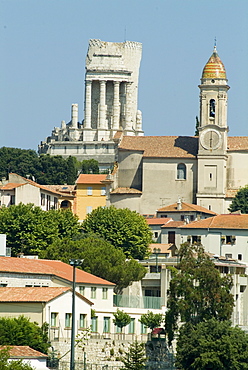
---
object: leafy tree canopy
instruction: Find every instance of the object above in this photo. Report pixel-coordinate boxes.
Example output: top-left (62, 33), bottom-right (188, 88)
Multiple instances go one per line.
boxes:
top-left (165, 243), bottom-right (234, 344)
top-left (0, 147), bottom-right (79, 184)
top-left (229, 185), bottom-right (248, 214)
top-left (139, 311), bottom-right (164, 331)
top-left (81, 159), bottom-right (99, 174)
top-left (0, 348), bottom-right (35, 370)
top-left (82, 206), bottom-right (152, 259)
top-left (0, 204), bottom-right (81, 256)
top-left (121, 340), bottom-right (146, 370)
top-left (113, 309), bottom-right (131, 330)
top-left (42, 236), bottom-right (146, 293)
top-left (0, 316), bottom-right (50, 354)
top-left (176, 319), bottom-right (248, 370)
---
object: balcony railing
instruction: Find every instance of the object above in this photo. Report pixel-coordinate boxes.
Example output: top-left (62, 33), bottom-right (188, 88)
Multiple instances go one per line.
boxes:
top-left (113, 294), bottom-right (164, 309)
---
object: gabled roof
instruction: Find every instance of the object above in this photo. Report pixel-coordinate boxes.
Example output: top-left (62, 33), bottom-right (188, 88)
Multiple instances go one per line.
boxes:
top-left (146, 217), bottom-right (172, 225)
top-left (180, 214), bottom-right (248, 230)
top-left (119, 136), bottom-right (198, 158)
top-left (157, 201), bottom-right (217, 215)
top-left (0, 257), bottom-right (115, 286)
top-left (227, 137), bottom-right (248, 151)
top-left (0, 346), bottom-right (48, 358)
top-left (161, 221), bottom-right (185, 228)
top-left (76, 174), bottom-right (107, 184)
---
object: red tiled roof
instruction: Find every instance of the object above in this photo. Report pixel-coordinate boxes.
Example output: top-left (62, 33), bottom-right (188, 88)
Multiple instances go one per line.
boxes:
top-left (119, 136), bottom-right (198, 158)
top-left (227, 137), bottom-right (248, 151)
top-left (161, 220), bottom-right (185, 228)
top-left (180, 214), bottom-right (248, 230)
top-left (111, 187), bottom-right (142, 194)
top-left (0, 346), bottom-right (48, 358)
top-left (146, 217), bottom-right (172, 225)
top-left (76, 174), bottom-right (107, 184)
top-left (0, 287), bottom-right (71, 302)
top-left (0, 183), bottom-right (24, 190)
top-left (157, 202), bottom-right (217, 215)
top-left (149, 243), bottom-right (174, 253)
top-left (0, 257), bottom-right (115, 286)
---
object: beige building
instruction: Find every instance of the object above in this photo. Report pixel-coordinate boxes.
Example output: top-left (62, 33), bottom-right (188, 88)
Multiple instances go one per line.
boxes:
top-left (107, 46), bottom-right (248, 215)
top-left (39, 39), bottom-right (144, 171)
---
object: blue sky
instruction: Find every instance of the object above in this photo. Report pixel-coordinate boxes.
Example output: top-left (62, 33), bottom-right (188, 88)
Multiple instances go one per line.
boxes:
top-left (1, 0), bottom-right (248, 150)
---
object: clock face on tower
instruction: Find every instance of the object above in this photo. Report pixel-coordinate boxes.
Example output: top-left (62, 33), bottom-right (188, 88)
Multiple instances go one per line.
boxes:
top-left (200, 129), bottom-right (222, 150)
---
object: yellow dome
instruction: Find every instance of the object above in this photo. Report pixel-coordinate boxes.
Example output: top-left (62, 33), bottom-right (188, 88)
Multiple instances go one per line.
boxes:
top-left (202, 46), bottom-right (226, 79)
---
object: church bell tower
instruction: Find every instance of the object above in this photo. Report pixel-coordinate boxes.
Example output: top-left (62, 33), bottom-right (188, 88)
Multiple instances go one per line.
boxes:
top-left (196, 46), bottom-right (229, 213)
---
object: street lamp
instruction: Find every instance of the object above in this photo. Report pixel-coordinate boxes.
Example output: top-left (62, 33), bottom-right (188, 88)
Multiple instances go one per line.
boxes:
top-left (153, 248), bottom-right (161, 273)
top-left (69, 259), bottom-right (83, 370)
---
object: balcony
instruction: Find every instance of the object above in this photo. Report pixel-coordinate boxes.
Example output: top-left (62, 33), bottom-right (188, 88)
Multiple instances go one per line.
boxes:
top-left (113, 294), bottom-right (164, 309)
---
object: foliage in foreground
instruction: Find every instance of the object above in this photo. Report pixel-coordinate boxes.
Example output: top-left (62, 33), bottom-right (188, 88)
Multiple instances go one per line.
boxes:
top-left (113, 309), bottom-right (131, 332)
top-left (0, 203), bottom-right (81, 256)
top-left (165, 243), bottom-right (234, 344)
top-left (82, 206), bottom-right (152, 259)
top-left (0, 316), bottom-right (50, 354)
top-left (42, 236), bottom-right (147, 293)
top-left (229, 185), bottom-right (248, 214)
top-left (0, 348), bottom-right (35, 370)
top-left (121, 340), bottom-right (146, 370)
top-left (176, 319), bottom-right (248, 370)
top-left (139, 311), bottom-right (164, 330)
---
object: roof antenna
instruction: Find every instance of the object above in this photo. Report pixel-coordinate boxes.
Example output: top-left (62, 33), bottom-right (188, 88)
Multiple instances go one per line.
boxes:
top-left (214, 36), bottom-right (217, 51)
top-left (124, 26), bottom-right (126, 42)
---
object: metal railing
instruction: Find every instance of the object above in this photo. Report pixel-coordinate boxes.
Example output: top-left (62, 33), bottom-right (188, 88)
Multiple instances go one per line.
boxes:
top-left (113, 295), bottom-right (164, 309)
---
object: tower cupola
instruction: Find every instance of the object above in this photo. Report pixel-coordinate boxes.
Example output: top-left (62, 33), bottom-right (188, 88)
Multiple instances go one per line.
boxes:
top-left (201, 46), bottom-right (227, 81)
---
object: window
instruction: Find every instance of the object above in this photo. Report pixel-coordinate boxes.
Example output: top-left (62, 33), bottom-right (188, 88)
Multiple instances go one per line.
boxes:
top-left (192, 235), bottom-right (201, 244)
top-left (65, 313), bottom-right (72, 328)
top-left (238, 254), bottom-right (242, 261)
top-left (46, 195), bottom-right (51, 211)
top-left (209, 205), bottom-right (212, 210)
top-left (91, 316), bottom-right (98, 332)
top-left (101, 187), bottom-right (106, 196)
top-left (226, 235), bottom-right (236, 244)
top-left (140, 322), bottom-right (147, 334)
top-left (0, 283), bottom-right (7, 287)
top-left (10, 195), bottom-right (15, 205)
top-left (103, 317), bottom-right (110, 333)
top-left (128, 318), bottom-right (135, 334)
top-left (91, 287), bottom-right (96, 299)
top-left (177, 163), bottom-right (186, 180)
top-left (168, 231), bottom-right (175, 244)
top-left (181, 215), bottom-right (185, 221)
top-left (51, 312), bottom-right (58, 327)
top-left (54, 197), bottom-right (58, 209)
top-left (79, 314), bottom-right (87, 329)
top-left (209, 99), bottom-right (215, 118)
top-left (190, 215), bottom-right (194, 221)
top-left (115, 325), bottom-right (122, 333)
top-left (225, 254), bottom-right (232, 259)
top-left (87, 187), bottom-right (93, 195)
top-left (160, 214), bottom-right (167, 218)
top-left (86, 206), bottom-right (92, 214)
top-left (154, 232), bottom-right (158, 238)
top-left (79, 286), bottom-right (85, 295)
top-left (102, 287), bottom-right (108, 300)
top-left (61, 200), bottom-right (69, 208)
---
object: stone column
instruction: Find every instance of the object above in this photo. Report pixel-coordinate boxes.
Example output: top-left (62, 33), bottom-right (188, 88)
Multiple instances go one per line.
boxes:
top-left (84, 80), bottom-right (92, 128)
top-left (71, 104), bottom-right (78, 128)
top-left (112, 81), bottom-right (120, 129)
top-left (125, 82), bottom-right (132, 129)
top-left (99, 80), bottom-right (107, 129)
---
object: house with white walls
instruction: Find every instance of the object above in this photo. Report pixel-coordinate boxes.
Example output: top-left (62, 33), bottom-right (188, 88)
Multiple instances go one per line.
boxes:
top-left (0, 346), bottom-right (49, 370)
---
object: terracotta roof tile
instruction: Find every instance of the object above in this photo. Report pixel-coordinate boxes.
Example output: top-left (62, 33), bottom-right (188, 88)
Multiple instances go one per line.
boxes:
top-left (76, 174), bottom-right (107, 184)
top-left (111, 187), bottom-right (142, 194)
top-left (0, 183), bottom-right (24, 190)
top-left (161, 220), bottom-right (185, 228)
top-left (119, 136), bottom-right (198, 158)
top-left (180, 214), bottom-right (248, 229)
top-left (0, 257), bottom-right (115, 286)
top-left (157, 202), bottom-right (217, 215)
top-left (0, 287), bottom-right (70, 302)
top-left (146, 217), bottom-right (172, 225)
top-left (149, 243), bottom-right (174, 253)
top-left (227, 137), bottom-right (248, 151)
top-left (0, 346), bottom-right (48, 358)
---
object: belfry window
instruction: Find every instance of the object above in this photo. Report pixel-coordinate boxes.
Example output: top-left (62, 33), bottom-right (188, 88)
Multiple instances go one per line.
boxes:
top-left (177, 163), bottom-right (186, 180)
top-left (209, 99), bottom-right (215, 118)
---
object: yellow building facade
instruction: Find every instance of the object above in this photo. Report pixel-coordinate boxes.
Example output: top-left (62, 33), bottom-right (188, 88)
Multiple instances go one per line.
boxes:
top-left (76, 174), bottom-right (107, 221)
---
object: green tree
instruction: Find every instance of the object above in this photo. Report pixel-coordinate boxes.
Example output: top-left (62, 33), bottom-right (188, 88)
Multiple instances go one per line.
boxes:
top-left (0, 204), bottom-right (81, 256)
top-left (176, 319), bottom-right (248, 370)
top-left (228, 185), bottom-right (248, 214)
top-left (81, 159), bottom-right (99, 174)
top-left (139, 311), bottom-right (164, 331)
top-left (82, 206), bottom-right (152, 259)
top-left (0, 348), bottom-right (35, 370)
top-left (0, 316), bottom-right (50, 354)
top-left (194, 116), bottom-right (200, 136)
top-left (113, 309), bottom-right (131, 332)
top-left (165, 243), bottom-right (234, 344)
top-left (43, 236), bottom-right (146, 293)
top-left (121, 340), bottom-right (146, 370)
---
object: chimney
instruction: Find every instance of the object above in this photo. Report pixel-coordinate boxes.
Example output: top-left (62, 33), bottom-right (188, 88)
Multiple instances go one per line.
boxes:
top-left (177, 197), bottom-right (182, 210)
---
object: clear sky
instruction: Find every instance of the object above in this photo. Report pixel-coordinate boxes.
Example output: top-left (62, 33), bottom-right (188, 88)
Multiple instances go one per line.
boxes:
top-left (1, 0), bottom-right (248, 151)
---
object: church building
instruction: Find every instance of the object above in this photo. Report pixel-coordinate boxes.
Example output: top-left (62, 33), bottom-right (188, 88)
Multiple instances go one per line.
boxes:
top-left (38, 39), bottom-right (144, 171)
top-left (107, 46), bottom-right (248, 215)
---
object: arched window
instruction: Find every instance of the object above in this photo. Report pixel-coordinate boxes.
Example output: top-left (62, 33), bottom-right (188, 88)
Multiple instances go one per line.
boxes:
top-left (209, 99), bottom-right (215, 118)
top-left (177, 163), bottom-right (186, 180)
